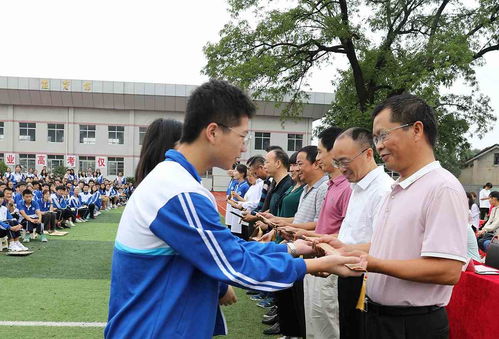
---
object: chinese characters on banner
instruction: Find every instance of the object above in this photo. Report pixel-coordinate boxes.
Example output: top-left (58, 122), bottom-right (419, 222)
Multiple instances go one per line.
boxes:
top-left (66, 155), bottom-right (76, 168)
top-left (5, 153), bottom-right (16, 166)
top-left (36, 154), bottom-right (47, 168)
top-left (96, 157), bottom-right (107, 169)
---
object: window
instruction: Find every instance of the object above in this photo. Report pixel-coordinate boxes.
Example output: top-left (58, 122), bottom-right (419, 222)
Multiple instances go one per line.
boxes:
top-left (108, 157), bottom-right (124, 176)
top-left (255, 132), bottom-right (271, 150)
top-left (288, 134), bottom-right (303, 152)
top-left (19, 122), bottom-right (36, 141)
top-left (79, 125), bottom-right (96, 144)
top-left (47, 155), bottom-right (64, 170)
top-left (0, 122), bottom-right (4, 140)
top-left (494, 153), bottom-right (499, 165)
top-left (48, 123), bottom-right (64, 143)
top-left (19, 154), bottom-right (36, 170)
top-left (108, 126), bottom-right (124, 144)
top-left (79, 156), bottom-right (95, 172)
top-left (139, 127), bottom-right (147, 145)
top-left (202, 168), bottom-right (213, 178)
top-left (0, 153), bottom-right (4, 163)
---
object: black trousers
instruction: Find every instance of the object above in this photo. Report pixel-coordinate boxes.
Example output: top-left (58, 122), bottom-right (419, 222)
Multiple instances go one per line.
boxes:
top-left (363, 307), bottom-right (449, 339)
top-left (338, 275), bottom-right (364, 339)
top-left (0, 227), bottom-right (20, 239)
top-left (87, 203), bottom-right (95, 218)
top-left (276, 279), bottom-right (306, 337)
top-left (42, 212), bottom-right (57, 231)
top-left (57, 208), bottom-right (74, 221)
top-left (77, 207), bottom-right (89, 219)
top-left (21, 219), bottom-right (43, 234)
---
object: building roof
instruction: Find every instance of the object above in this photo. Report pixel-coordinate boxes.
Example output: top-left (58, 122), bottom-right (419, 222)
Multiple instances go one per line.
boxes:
top-left (465, 144), bottom-right (499, 164)
top-left (0, 76), bottom-right (333, 119)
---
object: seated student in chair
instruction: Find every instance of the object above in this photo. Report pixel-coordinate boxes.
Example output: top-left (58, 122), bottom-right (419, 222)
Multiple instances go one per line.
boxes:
top-left (69, 187), bottom-right (89, 222)
top-left (79, 184), bottom-right (96, 218)
top-left (0, 191), bottom-right (28, 252)
top-left (477, 191), bottom-right (499, 252)
top-left (51, 186), bottom-right (74, 228)
top-left (39, 189), bottom-right (58, 234)
top-left (18, 189), bottom-right (46, 243)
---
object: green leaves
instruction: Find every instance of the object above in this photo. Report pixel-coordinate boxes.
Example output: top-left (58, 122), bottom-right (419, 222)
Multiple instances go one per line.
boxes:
top-left (204, 0), bottom-right (498, 175)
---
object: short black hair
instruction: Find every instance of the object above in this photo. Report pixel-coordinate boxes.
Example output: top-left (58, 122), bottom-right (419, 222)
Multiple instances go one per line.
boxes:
top-left (3, 187), bottom-right (13, 193)
top-left (18, 182), bottom-right (26, 186)
top-left (22, 189), bottom-right (33, 197)
top-left (270, 149), bottom-right (290, 170)
top-left (180, 79), bottom-right (256, 143)
top-left (490, 191), bottom-right (499, 200)
top-left (0, 191), bottom-right (4, 198)
top-left (289, 151), bottom-right (299, 165)
top-left (371, 93), bottom-right (438, 147)
top-left (298, 145), bottom-right (318, 164)
top-left (248, 156), bottom-right (265, 168)
top-left (485, 182), bottom-right (493, 189)
top-left (56, 185), bottom-right (66, 191)
top-left (265, 145), bottom-right (283, 152)
top-left (84, 183), bottom-right (89, 187)
top-left (339, 127), bottom-right (374, 149)
top-left (318, 127), bottom-right (344, 151)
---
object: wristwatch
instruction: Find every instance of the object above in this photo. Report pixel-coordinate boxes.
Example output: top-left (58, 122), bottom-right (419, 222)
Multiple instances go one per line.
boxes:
top-left (287, 242), bottom-right (298, 257)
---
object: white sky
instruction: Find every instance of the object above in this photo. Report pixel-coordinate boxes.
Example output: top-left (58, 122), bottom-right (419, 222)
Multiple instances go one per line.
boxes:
top-left (0, 0), bottom-right (497, 150)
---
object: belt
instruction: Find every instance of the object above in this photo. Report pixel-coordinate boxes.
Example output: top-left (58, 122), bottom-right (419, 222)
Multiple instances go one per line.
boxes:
top-left (366, 298), bottom-right (442, 316)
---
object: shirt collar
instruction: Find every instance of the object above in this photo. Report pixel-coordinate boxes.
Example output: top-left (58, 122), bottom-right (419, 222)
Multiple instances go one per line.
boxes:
top-left (165, 149), bottom-right (202, 183)
top-left (355, 166), bottom-right (385, 190)
top-left (329, 175), bottom-right (348, 187)
top-left (396, 161), bottom-right (441, 189)
top-left (308, 175), bottom-right (329, 191)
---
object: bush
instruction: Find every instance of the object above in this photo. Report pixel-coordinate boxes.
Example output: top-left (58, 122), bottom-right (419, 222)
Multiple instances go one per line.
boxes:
top-left (52, 165), bottom-right (68, 178)
top-left (126, 176), bottom-right (135, 185)
top-left (0, 161), bottom-right (7, 177)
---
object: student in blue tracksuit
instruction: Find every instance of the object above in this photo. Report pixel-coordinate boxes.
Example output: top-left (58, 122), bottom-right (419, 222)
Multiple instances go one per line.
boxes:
top-left (79, 184), bottom-right (95, 219)
top-left (105, 80), bottom-right (362, 339)
top-left (18, 189), bottom-right (45, 243)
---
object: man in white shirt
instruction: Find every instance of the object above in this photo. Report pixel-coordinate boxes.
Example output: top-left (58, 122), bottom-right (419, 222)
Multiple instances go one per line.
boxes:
top-left (332, 127), bottom-right (394, 339)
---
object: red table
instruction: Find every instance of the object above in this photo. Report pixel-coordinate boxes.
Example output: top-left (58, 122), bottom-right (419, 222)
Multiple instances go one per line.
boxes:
top-left (447, 266), bottom-right (499, 339)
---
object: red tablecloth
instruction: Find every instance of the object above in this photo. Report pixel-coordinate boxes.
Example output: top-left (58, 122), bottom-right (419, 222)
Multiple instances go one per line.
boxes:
top-left (447, 266), bottom-right (499, 339)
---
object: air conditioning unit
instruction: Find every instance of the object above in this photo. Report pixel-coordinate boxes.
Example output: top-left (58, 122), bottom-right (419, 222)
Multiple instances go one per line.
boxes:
top-left (109, 138), bottom-right (121, 144)
top-left (19, 135), bottom-right (32, 141)
top-left (83, 137), bottom-right (96, 144)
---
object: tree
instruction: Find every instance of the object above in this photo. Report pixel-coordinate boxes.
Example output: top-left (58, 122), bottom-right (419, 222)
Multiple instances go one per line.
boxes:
top-left (0, 161), bottom-right (7, 177)
top-left (52, 165), bottom-right (68, 179)
top-left (203, 0), bottom-right (499, 175)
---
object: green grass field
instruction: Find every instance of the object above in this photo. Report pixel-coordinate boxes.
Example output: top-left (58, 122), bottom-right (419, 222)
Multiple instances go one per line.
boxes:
top-left (0, 208), bottom-right (277, 338)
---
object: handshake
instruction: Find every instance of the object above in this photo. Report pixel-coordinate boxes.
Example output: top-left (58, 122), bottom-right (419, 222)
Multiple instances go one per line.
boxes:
top-left (290, 236), bottom-right (368, 278)
top-left (252, 212), bottom-right (368, 278)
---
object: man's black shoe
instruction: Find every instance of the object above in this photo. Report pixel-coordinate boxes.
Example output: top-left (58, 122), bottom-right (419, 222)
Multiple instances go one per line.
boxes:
top-left (262, 314), bottom-right (278, 325)
top-left (263, 306), bottom-right (278, 318)
top-left (263, 322), bottom-right (281, 335)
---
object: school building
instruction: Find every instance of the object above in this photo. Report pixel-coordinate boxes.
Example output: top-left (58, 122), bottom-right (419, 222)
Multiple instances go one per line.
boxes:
top-left (0, 76), bottom-right (333, 190)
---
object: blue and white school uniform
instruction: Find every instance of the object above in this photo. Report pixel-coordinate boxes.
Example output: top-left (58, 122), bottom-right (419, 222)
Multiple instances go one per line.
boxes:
top-left (224, 178), bottom-right (238, 226)
top-left (90, 191), bottom-right (102, 210)
top-left (105, 150), bottom-right (306, 339)
top-left (115, 176), bottom-right (126, 186)
top-left (18, 200), bottom-right (40, 223)
top-left (229, 180), bottom-right (250, 234)
top-left (12, 172), bottom-right (25, 184)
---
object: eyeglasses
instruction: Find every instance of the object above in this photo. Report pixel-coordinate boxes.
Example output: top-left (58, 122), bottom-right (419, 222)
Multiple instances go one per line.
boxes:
top-left (372, 122), bottom-right (414, 146)
top-left (332, 148), bottom-right (369, 168)
top-left (217, 123), bottom-right (252, 144)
